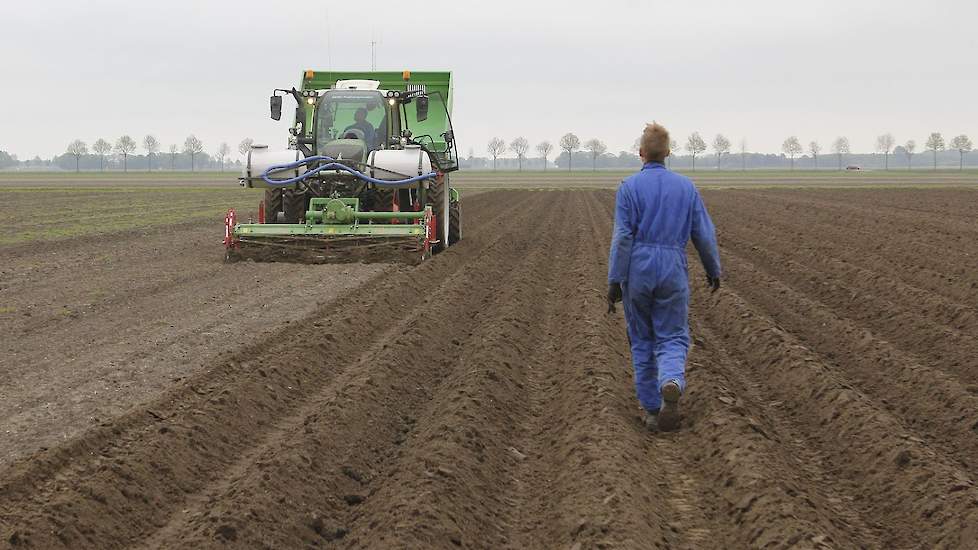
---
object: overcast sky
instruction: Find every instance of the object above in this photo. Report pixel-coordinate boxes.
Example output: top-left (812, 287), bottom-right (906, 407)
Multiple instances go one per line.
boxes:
top-left (3, 0), bottom-right (977, 160)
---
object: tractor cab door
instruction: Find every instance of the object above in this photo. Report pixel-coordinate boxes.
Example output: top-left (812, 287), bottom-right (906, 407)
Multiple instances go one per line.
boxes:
top-left (400, 91), bottom-right (459, 172)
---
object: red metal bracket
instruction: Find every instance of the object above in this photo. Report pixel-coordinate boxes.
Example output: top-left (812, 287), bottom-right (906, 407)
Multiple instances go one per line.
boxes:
top-left (223, 209), bottom-right (239, 249)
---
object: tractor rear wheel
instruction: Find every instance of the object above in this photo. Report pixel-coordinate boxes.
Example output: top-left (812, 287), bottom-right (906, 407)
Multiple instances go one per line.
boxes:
top-left (283, 189), bottom-right (306, 223)
top-left (448, 197), bottom-right (461, 245)
top-left (263, 188), bottom-right (305, 223)
top-left (263, 188), bottom-right (283, 222)
top-left (427, 177), bottom-right (448, 253)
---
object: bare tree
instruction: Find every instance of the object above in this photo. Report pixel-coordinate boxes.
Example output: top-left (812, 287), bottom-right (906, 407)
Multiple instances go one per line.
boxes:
top-left (782, 136), bottom-right (802, 170)
top-left (509, 137), bottom-right (529, 171)
top-left (950, 134), bottom-right (972, 170)
top-left (809, 141), bottom-right (821, 169)
top-left (216, 142), bottom-right (231, 171)
top-left (487, 137), bottom-right (506, 171)
top-left (184, 135), bottom-right (204, 171)
top-left (92, 138), bottom-right (112, 171)
top-left (114, 135), bottom-right (137, 172)
top-left (739, 138), bottom-right (748, 171)
top-left (685, 132), bottom-right (706, 171)
top-left (712, 134), bottom-right (731, 170)
top-left (831, 136), bottom-right (850, 170)
top-left (668, 139), bottom-right (678, 168)
top-left (559, 133), bottom-right (581, 171)
top-left (925, 132), bottom-right (945, 170)
top-left (904, 140), bottom-right (916, 170)
top-left (238, 137), bottom-right (254, 157)
top-left (583, 138), bottom-right (607, 171)
top-left (143, 135), bottom-right (159, 172)
top-left (66, 140), bottom-right (88, 172)
top-left (168, 144), bottom-right (178, 170)
top-left (536, 140), bottom-right (553, 171)
top-left (875, 133), bottom-right (895, 170)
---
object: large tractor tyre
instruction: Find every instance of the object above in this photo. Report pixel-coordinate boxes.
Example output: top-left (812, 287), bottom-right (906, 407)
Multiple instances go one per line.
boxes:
top-left (427, 177), bottom-right (449, 253)
top-left (282, 189), bottom-right (307, 223)
top-left (263, 188), bottom-right (306, 223)
top-left (448, 199), bottom-right (461, 245)
top-left (263, 188), bottom-right (283, 223)
top-left (369, 187), bottom-right (396, 211)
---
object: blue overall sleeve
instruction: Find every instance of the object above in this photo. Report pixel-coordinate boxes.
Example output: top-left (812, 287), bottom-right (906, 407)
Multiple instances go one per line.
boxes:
top-left (608, 184), bottom-right (634, 284)
top-left (690, 190), bottom-right (722, 278)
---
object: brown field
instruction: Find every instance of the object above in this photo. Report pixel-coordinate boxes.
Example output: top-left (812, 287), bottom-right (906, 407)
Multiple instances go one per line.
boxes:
top-left (1, 176), bottom-right (978, 548)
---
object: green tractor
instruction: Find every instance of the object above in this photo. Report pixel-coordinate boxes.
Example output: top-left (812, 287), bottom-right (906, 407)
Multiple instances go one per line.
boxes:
top-left (225, 70), bottom-right (461, 263)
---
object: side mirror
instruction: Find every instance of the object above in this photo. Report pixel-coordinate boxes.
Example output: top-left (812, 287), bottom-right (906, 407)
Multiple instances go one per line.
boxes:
top-left (270, 95), bottom-right (283, 121)
top-left (416, 95), bottom-right (429, 122)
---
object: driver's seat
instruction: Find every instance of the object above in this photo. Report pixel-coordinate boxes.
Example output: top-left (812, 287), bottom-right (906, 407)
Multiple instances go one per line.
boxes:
top-left (322, 138), bottom-right (366, 163)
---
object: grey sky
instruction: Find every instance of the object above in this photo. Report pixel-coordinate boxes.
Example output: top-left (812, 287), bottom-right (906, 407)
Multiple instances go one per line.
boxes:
top-left (3, 0), bottom-right (977, 160)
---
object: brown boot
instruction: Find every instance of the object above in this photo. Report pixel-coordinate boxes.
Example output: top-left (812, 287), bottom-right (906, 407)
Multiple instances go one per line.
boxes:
top-left (657, 381), bottom-right (682, 432)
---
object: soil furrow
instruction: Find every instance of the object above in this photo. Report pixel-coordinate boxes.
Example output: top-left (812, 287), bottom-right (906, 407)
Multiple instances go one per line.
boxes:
top-left (0, 191), bottom-right (549, 549)
top-left (135, 191), bottom-right (567, 549)
top-left (710, 191), bottom-right (978, 303)
top-left (714, 243), bottom-right (978, 480)
top-left (700, 251), bottom-right (978, 548)
top-left (719, 225), bottom-right (978, 386)
top-left (685, 320), bottom-right (882, 549)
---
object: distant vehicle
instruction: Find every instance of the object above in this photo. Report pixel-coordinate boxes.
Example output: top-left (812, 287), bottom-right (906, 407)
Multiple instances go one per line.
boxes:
top-left (845, 165), bottom-right (862, 170)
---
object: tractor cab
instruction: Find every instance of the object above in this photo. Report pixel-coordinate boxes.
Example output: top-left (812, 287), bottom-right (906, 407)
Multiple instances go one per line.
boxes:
top-left (312, 80), bottom-right (458, 173)
top-left (315, 89), bottom-right (388, 163)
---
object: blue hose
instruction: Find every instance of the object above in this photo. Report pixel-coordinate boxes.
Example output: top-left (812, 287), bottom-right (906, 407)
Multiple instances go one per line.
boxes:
top-left (261, 155), bottom-right (437, 187)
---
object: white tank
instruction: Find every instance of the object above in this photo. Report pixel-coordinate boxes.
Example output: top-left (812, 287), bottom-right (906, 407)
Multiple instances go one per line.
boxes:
top-left (366, 146), bottom-right (434, 185)
top-left (239, 146), bottom-right (305, 188)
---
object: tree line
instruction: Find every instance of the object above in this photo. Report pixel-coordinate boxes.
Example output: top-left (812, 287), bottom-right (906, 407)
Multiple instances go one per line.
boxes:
top-left (476, 131), bottom-right (976, 171)
top-left (50, 137), bottom-right (259, 172)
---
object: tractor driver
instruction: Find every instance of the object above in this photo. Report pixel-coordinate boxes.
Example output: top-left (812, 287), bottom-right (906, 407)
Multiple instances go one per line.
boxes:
top-left (344, 107), bottom-right (377, 149)
top-left (606, 122), bottom-right (722, 433)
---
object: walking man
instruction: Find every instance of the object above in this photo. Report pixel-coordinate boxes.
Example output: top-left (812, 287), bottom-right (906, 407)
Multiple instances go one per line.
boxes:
top-left (607, 122), bottom-right (722, 432)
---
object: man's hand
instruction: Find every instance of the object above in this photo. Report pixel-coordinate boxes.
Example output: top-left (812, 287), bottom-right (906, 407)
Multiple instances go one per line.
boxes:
top-left (706, 275), bottom-right (721, 293)
top-left (607, 282), bottom-right (623, 314)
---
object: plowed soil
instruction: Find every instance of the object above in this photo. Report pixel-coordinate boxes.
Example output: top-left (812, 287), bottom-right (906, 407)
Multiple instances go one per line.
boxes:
top-left (2, 188), bottom-right (978, 549)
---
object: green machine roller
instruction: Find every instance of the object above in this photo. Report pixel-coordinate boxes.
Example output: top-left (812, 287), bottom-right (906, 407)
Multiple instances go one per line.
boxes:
top-left (224, 70), bottom-right (461, 263)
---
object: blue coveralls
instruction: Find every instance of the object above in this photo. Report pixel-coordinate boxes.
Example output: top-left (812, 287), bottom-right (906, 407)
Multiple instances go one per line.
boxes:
top-left (608, 162), bottom-right (721, 413)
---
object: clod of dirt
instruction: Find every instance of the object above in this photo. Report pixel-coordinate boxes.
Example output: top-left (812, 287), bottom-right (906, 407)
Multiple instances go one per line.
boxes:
top-left (341, 465), bottom-right (364, 483)
top-left (215, 524), bottom-right (237, 541)
top-left (309, 516), bottom-right (325, 535)
top-left (343, 494), bottom-right (364, 506)
top-left (894, 449), bottom-right (912, 467)
top-left (508, 447), bottom-right (527, 461)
